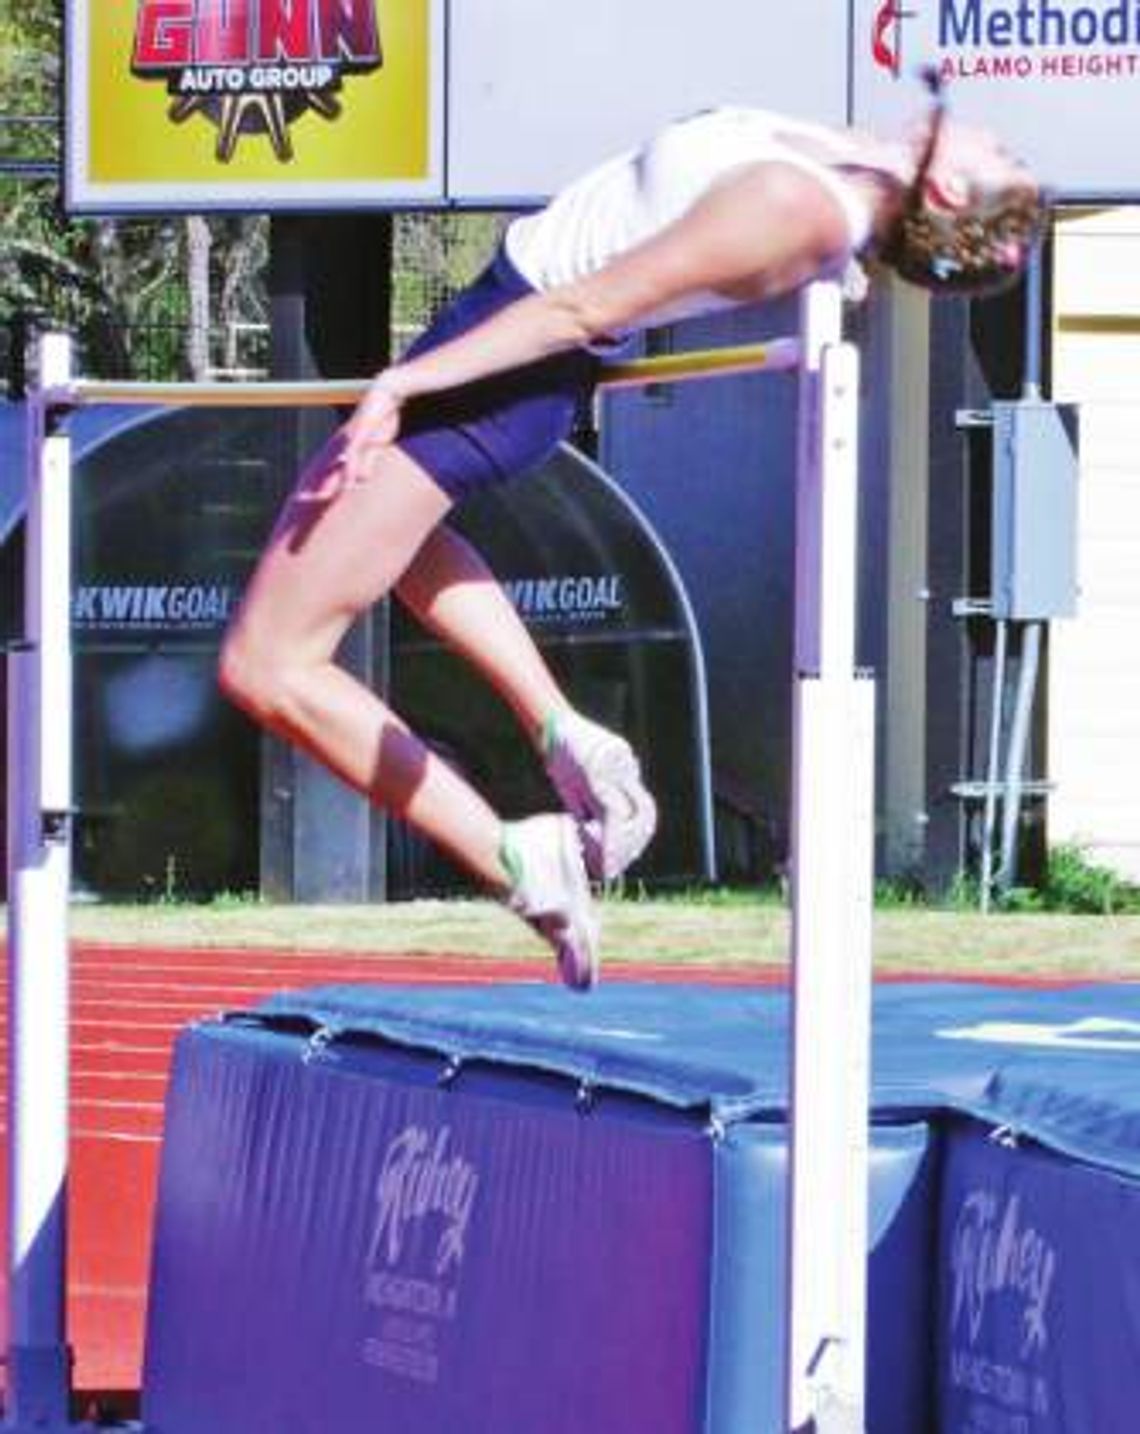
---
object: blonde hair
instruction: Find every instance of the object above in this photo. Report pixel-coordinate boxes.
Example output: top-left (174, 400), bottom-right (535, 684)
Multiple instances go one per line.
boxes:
top-left (877, 69), bottom-right (1045, 295)
top-left (879, 181), bottom-right (1044, 295)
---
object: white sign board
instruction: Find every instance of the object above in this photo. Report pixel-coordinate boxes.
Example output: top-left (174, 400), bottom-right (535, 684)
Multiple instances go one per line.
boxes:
top-left (446, 0), bottom-right (848, 203)
top-left (63, 0), bottom-right (1140, 213)
top-left (852, 0), bottom-right (1140, 199)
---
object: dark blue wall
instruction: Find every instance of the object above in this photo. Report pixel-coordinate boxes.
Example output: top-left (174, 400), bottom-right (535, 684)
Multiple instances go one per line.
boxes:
top-left (599, 295), bottom-right (892, 879)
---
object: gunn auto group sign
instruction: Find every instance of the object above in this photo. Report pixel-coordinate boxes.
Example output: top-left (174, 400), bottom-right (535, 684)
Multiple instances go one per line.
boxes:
top-left (855, 0), bottom-right (1140, 194)
top-left (65, 0), bottom-right (444, 211)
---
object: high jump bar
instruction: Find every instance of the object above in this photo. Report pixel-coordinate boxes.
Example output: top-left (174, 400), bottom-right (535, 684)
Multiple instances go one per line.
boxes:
top-left (57, 338), bottom-right (802, 409)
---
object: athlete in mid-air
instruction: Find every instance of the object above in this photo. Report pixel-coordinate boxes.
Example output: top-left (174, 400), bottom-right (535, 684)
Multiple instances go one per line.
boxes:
top-left (220, 80), bottom-right (1042, 990)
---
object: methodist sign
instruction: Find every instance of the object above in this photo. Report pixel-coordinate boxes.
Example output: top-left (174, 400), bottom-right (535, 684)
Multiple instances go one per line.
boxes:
top-left (853, 0), bottom-right (1140, 195)
top-left (65, 0), bottom-right (444, 211)
top-left (65, 0), bottom-right (1137, 211)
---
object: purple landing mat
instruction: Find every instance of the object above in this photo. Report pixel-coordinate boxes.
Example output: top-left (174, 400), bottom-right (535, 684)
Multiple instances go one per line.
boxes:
top-left (144, 980), bottom-right (1140, 1432)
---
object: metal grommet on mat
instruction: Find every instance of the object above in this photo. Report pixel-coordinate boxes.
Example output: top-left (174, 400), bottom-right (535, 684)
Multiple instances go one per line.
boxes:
top-left (575, 1080), bottom-right (596, 1114)
top-left (438, 1054), bottom-right (464, 1088)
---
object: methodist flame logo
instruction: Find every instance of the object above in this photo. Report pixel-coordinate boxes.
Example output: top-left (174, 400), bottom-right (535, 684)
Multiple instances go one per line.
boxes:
top-left (131, 0), bottom-right (383, 162)
top-left (872, 0), bottom-right (919, 74)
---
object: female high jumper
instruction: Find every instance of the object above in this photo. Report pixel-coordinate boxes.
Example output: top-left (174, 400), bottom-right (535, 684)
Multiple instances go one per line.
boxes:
top-left (220, 80), bottom-right (1042, 991)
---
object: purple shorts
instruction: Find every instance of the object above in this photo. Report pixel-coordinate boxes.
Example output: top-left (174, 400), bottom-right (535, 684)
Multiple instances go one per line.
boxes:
top-left (396, 247), bottom-right (599, 503)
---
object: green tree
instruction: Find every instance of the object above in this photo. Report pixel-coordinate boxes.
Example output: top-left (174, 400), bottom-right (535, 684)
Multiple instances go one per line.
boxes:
top-left (0, 0), bottom-right (58, 161)
top-left (0, 0), bottom-right (267, 380)
top-left (0, 0), bottom-right (507, 382)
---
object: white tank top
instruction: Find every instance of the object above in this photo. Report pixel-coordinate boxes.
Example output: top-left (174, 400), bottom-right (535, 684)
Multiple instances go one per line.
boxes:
top-left (504, 107), bottom-right (874, 331)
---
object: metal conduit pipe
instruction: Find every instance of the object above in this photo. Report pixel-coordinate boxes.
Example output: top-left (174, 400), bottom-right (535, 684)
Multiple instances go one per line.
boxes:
top-left (980, 617), bottom-right (1008, 913)
top-left (997, 619), bottom-right (1042, 893)
top-left (993, 238), bottom-right (1047, 895)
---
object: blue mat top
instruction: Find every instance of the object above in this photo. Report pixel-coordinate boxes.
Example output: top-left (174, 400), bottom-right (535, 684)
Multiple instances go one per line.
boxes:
top-left (242, 980), bottom-right (1140, 1175)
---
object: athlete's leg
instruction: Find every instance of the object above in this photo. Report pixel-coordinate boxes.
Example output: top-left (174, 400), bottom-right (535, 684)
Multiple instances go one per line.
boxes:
top-left (219, 436), bottom-right (600, 986)
top-left (395, 524), bottom-right (565, 746)
top-left (219, 436), bottom-right (509, 888)
top-left (396, 524), bottom-right (658, 878)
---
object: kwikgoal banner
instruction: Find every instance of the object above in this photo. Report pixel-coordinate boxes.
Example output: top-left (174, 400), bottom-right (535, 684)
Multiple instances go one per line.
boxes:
top-left (854, 0), bottom-right (1140, 196)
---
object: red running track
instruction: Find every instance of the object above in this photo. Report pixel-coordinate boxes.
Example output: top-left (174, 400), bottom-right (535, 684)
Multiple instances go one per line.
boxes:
top-left (0, 943), bottom-right (782, 1404)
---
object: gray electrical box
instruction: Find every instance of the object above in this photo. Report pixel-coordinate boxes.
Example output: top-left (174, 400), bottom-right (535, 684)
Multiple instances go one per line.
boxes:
top-left (991, 398), bottom-right (1080, 620)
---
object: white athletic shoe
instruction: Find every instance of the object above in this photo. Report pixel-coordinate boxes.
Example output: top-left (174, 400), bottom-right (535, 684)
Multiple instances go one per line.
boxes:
top-left (502, 814), bottom-right (600, 992)
top-left (543, 710), bottom-right (658, 881)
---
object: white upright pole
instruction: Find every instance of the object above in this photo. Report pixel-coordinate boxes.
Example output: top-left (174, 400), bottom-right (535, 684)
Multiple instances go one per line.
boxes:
top-left (5, 334), bottom-right (75, 1431)
top-left (783, 284), bottom-right (875, 1433)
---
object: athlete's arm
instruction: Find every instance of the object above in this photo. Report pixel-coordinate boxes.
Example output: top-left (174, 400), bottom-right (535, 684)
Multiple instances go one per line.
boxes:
top-left (341, 162), bottom-right (851, 479)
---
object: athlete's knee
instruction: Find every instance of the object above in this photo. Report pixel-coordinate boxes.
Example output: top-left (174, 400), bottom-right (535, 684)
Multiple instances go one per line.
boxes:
top-left (217, 622), bottom-right (303, 727)
top-left (217, 623), bottom-right (264, 717)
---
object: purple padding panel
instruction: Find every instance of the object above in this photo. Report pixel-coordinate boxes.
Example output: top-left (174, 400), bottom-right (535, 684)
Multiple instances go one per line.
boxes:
top-left (143, 1024), bottom-right (712, 1434)
top-left (939, 1118), bottom-right (1140, 1434)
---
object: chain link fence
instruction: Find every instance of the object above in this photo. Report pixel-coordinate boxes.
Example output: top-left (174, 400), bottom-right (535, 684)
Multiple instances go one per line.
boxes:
top-left (2, 210), bottom-right (514, 390)
top-left (392, 211), bottom-right (511, 354)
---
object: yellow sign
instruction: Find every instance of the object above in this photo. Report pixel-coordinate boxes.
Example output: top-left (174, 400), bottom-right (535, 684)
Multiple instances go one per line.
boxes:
top-left (66, 0), bottom-right (443, 211)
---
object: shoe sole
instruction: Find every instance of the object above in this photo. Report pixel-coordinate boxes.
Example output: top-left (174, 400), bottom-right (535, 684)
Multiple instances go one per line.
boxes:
top-left (549, 737), bottom-right (658, 882)
top-left (549, 820), bottom-right (600, 991)
top-left (580, 745), bottom-right (658, 882)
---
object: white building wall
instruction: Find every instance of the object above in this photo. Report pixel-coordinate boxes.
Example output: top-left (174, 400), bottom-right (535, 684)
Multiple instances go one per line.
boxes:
top-left (1050, 208), bottom-right (1140, 879)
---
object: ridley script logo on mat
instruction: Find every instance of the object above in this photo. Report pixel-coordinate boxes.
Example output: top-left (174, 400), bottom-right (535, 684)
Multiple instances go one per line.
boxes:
top-left (361, 1123), bottom-right (480, 1385)
top-left (946, 1185), bottom-right (1057, 1423)
top-left (950, 1188), bottom-right (1056, 1358)
top-left (131, 0), bottom-right (383, 161)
